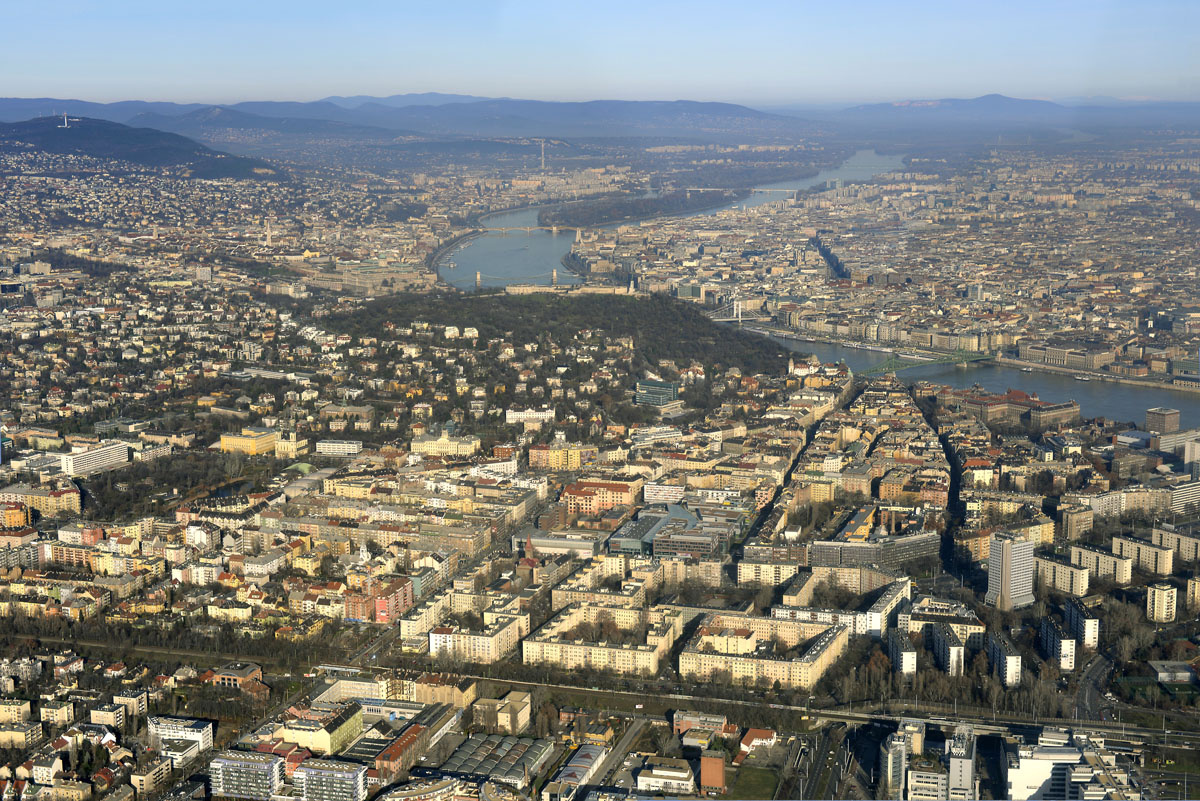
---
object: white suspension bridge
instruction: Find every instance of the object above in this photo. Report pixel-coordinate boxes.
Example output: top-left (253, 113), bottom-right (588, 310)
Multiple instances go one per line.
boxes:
top-left (705, 300), bottom-right (773, 323)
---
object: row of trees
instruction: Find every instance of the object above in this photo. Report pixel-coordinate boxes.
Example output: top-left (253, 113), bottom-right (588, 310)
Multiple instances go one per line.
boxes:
top-left (815, 637), bottom-right (1082, 719)
top-left (0, 613), bottom-right (351, 672)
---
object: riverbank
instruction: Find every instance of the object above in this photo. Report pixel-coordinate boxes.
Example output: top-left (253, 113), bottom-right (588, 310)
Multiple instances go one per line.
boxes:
top-left (433, 200), bottom-right (585, 289)
top-left (745, 324), bottom-right (1200, 396)
top-left (538, 188), bottom-right (751, 229)
top-left (443, 149), bottom-right (907, 292)
top-left (745, 325), bottom-right (893, 354)
top-left (428, 229), bottom-right (485, 288)
top-left (746, 326), bottom-right (920, 359)
top-left (994, 355), bottom-right (1200, 395)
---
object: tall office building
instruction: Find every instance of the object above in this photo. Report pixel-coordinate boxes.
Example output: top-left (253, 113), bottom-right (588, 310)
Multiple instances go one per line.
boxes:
top-left (1147, 583), bottom-right (1177, 623)
top-left (879, 732), bottom-right (907, 799)
top-left (947, 727), bottom-right (978, 801)
top-left (1146, 407), bottom-right (1181, 435)
top-left (293, 759), bottom-right (368, 801)
top-left (985, 532), bottom-right (1035, 611)
top-left (208, 752), bottom-right (285, 801)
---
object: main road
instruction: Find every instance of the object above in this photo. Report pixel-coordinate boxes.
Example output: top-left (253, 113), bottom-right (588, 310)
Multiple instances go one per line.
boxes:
top-left (589, 717), bottom-right (647, 793)
top-left (1076, 654), bottom-right (1115, 720)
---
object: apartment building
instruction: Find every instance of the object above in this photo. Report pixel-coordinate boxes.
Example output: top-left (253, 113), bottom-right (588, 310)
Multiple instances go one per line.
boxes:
top-left (522, 605), bottom-right (684, 676)
top-left (1147, 583), bottom-right (1177, 623)
top-left (932, 622), bottom-right (965, 676)
top-left (737, 558), bottom-right (800, 588)
top-left (131, 757), bottom-right (174, 797)
top-left (1040, 619), bottom-right (1076, 671)
top-left (1064, 598), bottom-right (1100, 650)
top-left (561, 480), bottom-right (640, 516)
top-left (887, 628), bottom-right (917, 676)
top-left (293, 759), bottom-right (368, 801)
top-left (1069, 544), bottom-right (1133, 585)
top-left (899, 596), bottom-right (986, 650)
top-left (90, 703), bottom-right (126, 730)
top-left (209, 752), bottom-right (285, 801)
top-left (1112, 535), bottom-right (1173, 576)
top-left (0, 699), bottom-right (30, 724)
top-left (987, 633), bottom-right (1022, 687)
top-left (429, 613), bottom-right (525, 664)
top-left (1152, 524), bottom-right (1200, 563)
top-left (0, 482), bottom-right (82, 516)
top-left (1034, 556), bottom-right (1089, 597)
top-left (529, 443), bottom-right (598, 471)
top-left (679, 618), bottom-right (848, 690)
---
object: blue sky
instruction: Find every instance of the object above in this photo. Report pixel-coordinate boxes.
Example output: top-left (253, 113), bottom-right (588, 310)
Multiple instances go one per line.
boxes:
top-left (5, 0), bottom-right (1198, 104)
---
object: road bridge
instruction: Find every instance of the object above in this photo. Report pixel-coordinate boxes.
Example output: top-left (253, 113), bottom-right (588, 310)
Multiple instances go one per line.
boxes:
top-left (480, 225), bottom-right (568, 234)
top-left (705, 300), bottom-right (772, 323)
top-left (859, 349), bottom-right (994, 375)
top-left (682, 187), bottom-right (797, 193)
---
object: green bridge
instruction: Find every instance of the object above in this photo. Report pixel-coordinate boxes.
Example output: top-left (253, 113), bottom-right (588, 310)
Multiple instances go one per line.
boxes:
top-left (859, 349), bottom-right (994, 375)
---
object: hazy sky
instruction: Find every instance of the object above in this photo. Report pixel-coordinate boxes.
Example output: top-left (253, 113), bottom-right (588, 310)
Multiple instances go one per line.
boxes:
top-left (6, 0), bottom-right (1199, 105)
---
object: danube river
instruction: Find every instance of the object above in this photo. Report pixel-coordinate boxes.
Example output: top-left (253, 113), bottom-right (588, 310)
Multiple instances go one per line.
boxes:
top-left (774, 337), bottom-right (1198, 429)
top-left (438, 150), bottom-right (906, 290)
top-left (435, 150), bottom-right (1193, 428)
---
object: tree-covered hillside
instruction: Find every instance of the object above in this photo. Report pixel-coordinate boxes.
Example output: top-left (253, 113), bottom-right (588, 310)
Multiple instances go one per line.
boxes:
top-left (324, 292), bottom-right (790, 376)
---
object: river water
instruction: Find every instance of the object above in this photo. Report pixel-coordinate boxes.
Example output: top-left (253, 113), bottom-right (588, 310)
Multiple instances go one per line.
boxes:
top-left (435, 151), bottom-right (1193, 425)
top-left (774, 338), bottom-right (1197, 429)
top-left (438, 149), bottom-right (906, 290)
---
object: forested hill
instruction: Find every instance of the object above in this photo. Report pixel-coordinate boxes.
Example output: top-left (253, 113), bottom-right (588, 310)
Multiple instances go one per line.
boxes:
top-left (324, 293), bottom-right (791, 375)
top-left (0, 116), bottom-right (282, 179)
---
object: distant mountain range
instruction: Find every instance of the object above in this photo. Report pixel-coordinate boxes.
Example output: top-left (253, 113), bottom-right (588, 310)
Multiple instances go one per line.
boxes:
top-left (0, 96), bottom-right (810, 140)
top-left (128, 105), bottom-right (402, 139)
top-left (319, 92), bottom-right (498, 109)
top-left (0, 116), bottom-right (281, 179)
top-left (834, 93), bottom-right (1200, 128)
top-left (3, 94), bottom-right (1198, 151)
top-left (844, 94), bottom-right (1064, 117)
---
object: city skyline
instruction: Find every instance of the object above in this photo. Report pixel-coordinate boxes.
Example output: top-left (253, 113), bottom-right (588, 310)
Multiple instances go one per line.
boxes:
top-left (6, 0), bottom-right (1200, 105)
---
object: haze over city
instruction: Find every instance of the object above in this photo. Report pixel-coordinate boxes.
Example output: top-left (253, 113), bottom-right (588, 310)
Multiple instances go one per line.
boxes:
top-left (1, 3), bottom-right (1200, 801)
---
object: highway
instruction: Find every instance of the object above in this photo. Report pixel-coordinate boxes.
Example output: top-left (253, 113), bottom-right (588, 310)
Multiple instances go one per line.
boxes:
top-left (803, 726), bottom-right (835, 799)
